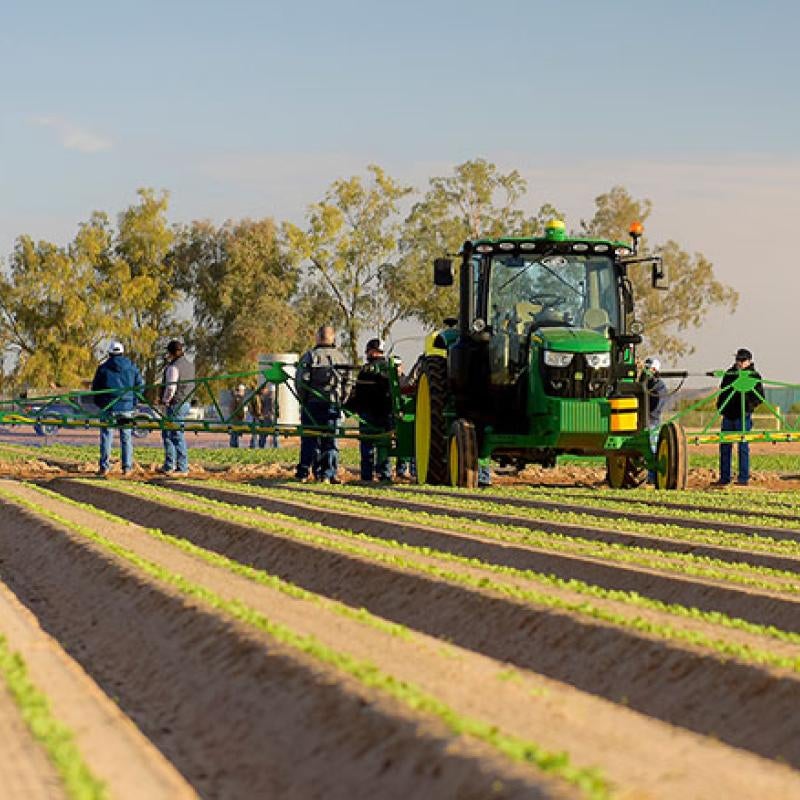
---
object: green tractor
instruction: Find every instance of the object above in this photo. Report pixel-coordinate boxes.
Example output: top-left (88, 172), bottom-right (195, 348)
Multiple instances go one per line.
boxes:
top-left (412, 220), bottom-right (688, 490)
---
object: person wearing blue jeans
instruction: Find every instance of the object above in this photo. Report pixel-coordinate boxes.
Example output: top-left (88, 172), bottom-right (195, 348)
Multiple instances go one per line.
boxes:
top-left (91, 340), bottom-right (143, 476)
top-left (162, 402), bottom-right (191, 473)
top-left (159, 340), bottom-right (195, 476)
top-left (298, 400), bottom-right (341, 482)
top-left (641, 357), bottom-right (667, 484)
top-left (715, 347), bottom-right (763, 487)
top-left (295, 326), bottom-right (351, 483)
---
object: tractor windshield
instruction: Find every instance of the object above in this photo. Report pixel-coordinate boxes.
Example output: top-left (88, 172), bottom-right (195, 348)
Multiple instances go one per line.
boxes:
top-left (488, 253), bottom-right (619, 334)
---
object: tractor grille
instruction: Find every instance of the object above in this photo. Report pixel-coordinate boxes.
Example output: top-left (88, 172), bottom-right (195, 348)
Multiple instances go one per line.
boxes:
top-left (560, 400), bottom-right (606, 433)
top-left (542, 353), bottom-right (612, 399)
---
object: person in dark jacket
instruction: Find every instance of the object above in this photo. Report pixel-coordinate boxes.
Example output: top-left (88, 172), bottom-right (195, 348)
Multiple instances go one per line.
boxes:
top-left (250, 382), bottom-right (279, 449)
top-left (347, 338), bottom-right (393, 482)
top-left (159, 340), bottom-right (195, 476)
top-left (91, 341), bottom-right (144, 476)
top-left (715, 347), bottom-right (764, 486)
top-left (641, 357), bottom-right (667, 483)
top-left (295, 326), bottom-right (351, 482)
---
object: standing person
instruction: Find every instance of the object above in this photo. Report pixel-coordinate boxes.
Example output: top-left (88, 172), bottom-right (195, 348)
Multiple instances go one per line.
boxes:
top-left (250, 383), bottom-right (279, 449)
top-left (347, 338), bottom-right (393, 482)
top-left (394, 357), bottom-right (415, 479)
top-left (641, 357), bottom-right (667, 484)
top-left (159, 340), bottom-right (195, 477)
top-left (715, 347), bottom-right (764, 487)
top-left (91, 341), bottom-right (144, 476)
top-left (295, 325), bottom-right (351, 483)
top-left (229, 383), bottom-right (248, 448)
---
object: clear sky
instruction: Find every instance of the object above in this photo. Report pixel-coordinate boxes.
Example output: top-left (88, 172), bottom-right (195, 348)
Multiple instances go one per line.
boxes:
top-left (2, 0), bottom-right (799, 383)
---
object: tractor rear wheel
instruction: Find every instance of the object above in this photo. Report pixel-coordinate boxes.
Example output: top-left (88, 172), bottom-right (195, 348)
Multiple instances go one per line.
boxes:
top-left (606, 453), bottom-right (647, 489)
top-left (415, 356), bottom-right (449, 485)
top-left (655, 421), bottom-right (688, 490)
top-left (448, 419), bottom-right (478, 488)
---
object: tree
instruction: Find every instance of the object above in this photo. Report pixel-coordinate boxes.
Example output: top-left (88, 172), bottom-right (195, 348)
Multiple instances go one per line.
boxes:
top-left (581, 186), bottom-right (738, 360)
top-left (284, 165), bottom-right (413, 364)
top-left (172, 217), bottom-right (301, 376)
top-left (396, 158), bottom-right (562, 329)
top-left (100, 189), bottom-right (183, 388)
top-left (0, 217), bottom-right (115, 389)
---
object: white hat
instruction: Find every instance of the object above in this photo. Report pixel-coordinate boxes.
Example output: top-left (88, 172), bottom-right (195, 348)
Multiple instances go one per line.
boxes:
top-left (108, 341), bottom-right (124, 355)
top-left (644, 357), bottom-right (661, 372)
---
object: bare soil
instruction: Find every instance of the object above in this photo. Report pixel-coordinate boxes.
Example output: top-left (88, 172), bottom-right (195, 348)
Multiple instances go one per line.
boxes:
top-left (4, 480), bottom-right (800, 798)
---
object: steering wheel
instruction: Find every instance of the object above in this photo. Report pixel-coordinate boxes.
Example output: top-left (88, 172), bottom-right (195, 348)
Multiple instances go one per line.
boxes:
top-left (530, 293), bottom-right (566, 308)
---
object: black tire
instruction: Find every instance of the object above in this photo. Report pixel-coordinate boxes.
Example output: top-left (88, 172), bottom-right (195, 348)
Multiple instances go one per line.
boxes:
top-left (448, 419), bottom-right (478, 488)
top-left (415, 356), bottom-right (449, 485)
top-left (606, 453), bottom-right (647, 489)
top-left (655, 421), bottom-right (688, 490)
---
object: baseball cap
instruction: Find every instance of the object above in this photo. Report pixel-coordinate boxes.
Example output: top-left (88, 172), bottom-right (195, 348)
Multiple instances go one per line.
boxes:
top-left (735, 348), bottom-right (753, 361)
top-left (644, 357), bottom-right (661, 372)
top-left (108, 341), bottom-right (124, 355)
top-left (365, 338), bottom-right (384, 353)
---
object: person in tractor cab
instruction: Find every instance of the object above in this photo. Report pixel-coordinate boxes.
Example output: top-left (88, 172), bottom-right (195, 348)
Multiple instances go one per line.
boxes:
top-left (640, 357), bottom-right (667, 484)
top-left (346, 338), bottom-right (393, 482)
top-left (714, 347), bottom-right (764, 487)
top-left (295, 325), bottom-right (351, 483)
top-left (91, 340), bottom-right (144, 476)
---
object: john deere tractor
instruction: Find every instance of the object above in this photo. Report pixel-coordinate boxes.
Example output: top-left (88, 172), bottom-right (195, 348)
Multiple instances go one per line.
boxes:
top-left (414, 220), bottom-right (688, 490)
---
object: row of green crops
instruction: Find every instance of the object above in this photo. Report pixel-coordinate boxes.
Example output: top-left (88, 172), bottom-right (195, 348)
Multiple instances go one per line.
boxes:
top-left (0, 634), bottom-right (107, 800)
top-left (275, 482), bottom-right (800, 561)
top-left (1, 483), bottom-right (609, 799)
top-left (87, 479), bottom-right (800, 665)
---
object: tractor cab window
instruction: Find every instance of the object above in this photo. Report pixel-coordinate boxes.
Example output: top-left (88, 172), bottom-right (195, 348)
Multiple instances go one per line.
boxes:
top-left (486, 253), bottom-right (619, 385)
top-left (488, 253), bottom-right (619, 334)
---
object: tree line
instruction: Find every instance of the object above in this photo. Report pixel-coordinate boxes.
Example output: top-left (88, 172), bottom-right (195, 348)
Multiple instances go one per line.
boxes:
top-left (0, 159), bottom-right (737, 392)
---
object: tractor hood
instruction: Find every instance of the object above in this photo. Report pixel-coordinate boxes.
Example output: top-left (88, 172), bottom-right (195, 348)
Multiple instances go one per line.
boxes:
top-left (534, 327), bottom-right (610, 353)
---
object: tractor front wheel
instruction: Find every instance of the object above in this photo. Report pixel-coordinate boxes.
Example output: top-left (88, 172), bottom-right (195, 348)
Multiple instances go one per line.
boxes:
top-left (414, 357), bottom-right (449, 485)
top-left (448, 419), bottom-right (478, 488)
top-left (606, 453), bottom-right (647, 489)
top-left (655, 421), bottom-right (688, 490)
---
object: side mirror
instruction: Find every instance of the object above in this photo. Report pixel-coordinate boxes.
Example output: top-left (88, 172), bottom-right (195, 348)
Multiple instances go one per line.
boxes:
top-left (652, 259), bottom-right (668, 290)
top-left (433, 258), bottom-right (454, 287)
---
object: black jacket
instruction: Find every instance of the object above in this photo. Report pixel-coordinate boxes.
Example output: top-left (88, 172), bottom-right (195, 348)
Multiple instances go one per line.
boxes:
top-left (346, 356), bottom-right (392, 419)
top-left (717, 363), bottom-right (764, 420)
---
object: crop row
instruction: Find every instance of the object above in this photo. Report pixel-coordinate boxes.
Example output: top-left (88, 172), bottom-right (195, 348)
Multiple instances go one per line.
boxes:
top-left (299, 482), bottom-right (800, 557)
top-left (0, 633), bottom-right (106, 800)
top-left (82, 478), bottom-right (800, 671)
top-left (247, 483), bottom-right (800, 593)
top-left (4, 481), bottom-right (608, 799)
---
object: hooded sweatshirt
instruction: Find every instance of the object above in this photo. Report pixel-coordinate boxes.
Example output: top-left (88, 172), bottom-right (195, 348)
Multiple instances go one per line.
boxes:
top-left (91, 354), bottom-right (144, 414)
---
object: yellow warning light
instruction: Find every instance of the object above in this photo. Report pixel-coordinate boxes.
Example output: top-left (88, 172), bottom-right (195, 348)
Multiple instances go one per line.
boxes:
top-left (629, 221), bottom-right (644, 236)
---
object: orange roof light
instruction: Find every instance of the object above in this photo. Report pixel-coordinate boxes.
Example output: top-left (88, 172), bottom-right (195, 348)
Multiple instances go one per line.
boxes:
top-left (629, 221), bottom-right (644, 236)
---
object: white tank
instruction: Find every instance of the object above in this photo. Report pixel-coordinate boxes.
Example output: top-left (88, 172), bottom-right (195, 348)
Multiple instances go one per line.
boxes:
top-left (258, 353), bottom-right (300, 426)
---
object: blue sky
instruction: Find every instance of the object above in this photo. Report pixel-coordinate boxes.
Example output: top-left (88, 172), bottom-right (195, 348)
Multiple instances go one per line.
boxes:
top-left (2, 0), bottom-right (799, 379)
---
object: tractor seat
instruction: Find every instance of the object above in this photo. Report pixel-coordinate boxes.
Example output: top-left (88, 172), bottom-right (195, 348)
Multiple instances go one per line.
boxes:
top-left (514, 301), bottom-right (542, 325)
top-left (583, 307), bottom-right (610, 330)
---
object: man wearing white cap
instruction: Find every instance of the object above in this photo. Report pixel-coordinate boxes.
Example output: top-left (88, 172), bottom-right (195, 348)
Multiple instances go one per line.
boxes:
top-left (642, 357), bottom-right (667, 483)
top-left (91, 341), bottom-right (144, 476)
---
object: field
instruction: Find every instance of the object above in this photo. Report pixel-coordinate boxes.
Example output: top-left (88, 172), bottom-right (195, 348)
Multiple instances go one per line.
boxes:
top-left (1, 441), bottom-right (800, 798)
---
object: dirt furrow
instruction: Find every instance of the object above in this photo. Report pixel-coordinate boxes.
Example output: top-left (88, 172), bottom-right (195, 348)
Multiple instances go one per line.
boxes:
top-left (0, 682), bottom-right (65, 800)
top-left (0, 484), bottom-right (580, 800)
top-left (280, 483), bottom-right (800, 569)
top-left (12, 481), bottom-right (800, 800)
top-left (382, 485), bottom-right (800, 532)
top-left (0, 579), bottom-right (197, 800)
top-left (43, 478), bottom-right (800, 768)
top-left (139, 480), bottom-right (800, 635)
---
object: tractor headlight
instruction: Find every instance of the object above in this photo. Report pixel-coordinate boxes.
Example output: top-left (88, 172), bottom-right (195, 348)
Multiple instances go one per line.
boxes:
top-left (543, 351), bottom-right (574, 368)
top-left (585, 352), bottom-right (611, 369)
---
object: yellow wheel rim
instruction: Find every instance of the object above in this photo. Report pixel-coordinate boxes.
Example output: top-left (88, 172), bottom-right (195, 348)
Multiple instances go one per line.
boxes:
top-left (449, 434), bottom-right (459, 486)
top-left (415, 373), bottom-right (431, 484)
top-left (655, 436), bottom-right (669, 490)
top-left (607, 454), bottom-right (625, 488)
